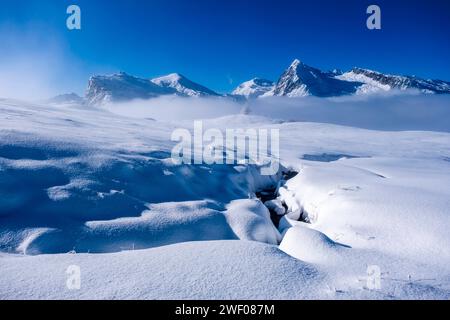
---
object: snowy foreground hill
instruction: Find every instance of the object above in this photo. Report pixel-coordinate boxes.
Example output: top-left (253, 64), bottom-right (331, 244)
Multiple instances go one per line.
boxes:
top-left (1, 96), bottom-right (450, 299)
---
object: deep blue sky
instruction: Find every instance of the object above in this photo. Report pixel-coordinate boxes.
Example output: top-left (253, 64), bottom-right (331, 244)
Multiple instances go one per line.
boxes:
top-left (0, 0), bottom-right (449, 95)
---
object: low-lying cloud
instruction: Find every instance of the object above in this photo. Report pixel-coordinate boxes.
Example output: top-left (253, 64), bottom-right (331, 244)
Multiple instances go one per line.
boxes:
top-left (106, 96), bottom-right (244, 122)
top-left (248, 91), bottom-right (450, 132)
top-left (105, 91), bottom-right (450, 132)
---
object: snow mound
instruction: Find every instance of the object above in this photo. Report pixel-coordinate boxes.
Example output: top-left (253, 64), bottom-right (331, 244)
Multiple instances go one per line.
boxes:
top-left (224, 199), bottom-right (281, 245)
top-left (21, 199), bottom-right (282, 254)
top-left (279, 226), bottom-right (347, 264)
top-left (0, 152), bottom-right (281, 254)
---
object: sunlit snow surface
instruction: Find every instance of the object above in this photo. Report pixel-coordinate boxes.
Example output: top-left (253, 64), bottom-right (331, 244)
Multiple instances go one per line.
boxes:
top-left (0, 96), bottom-right (450, 299)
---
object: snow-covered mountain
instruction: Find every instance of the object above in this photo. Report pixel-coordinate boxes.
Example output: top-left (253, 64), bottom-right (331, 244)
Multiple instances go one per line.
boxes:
top-left (269, 59), bottom-right (362, 97)
top-left (268, 59), bottom-right (450, 97)
top-left (232, 78), bottom-right (275, 98)
top-left (75, 60), bottom-right (450, 105)
top-left (338, 67), bottom-right (450, 94)
top-left (86, 72), bottom-right (177, 105)
top-left (151, 73), bottom-right (219, 97)
top-left (85, 72), bottom-right (220, 105)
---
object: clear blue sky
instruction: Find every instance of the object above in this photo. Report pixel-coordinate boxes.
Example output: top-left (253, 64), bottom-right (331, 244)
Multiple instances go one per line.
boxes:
top-left (0, 0), bottom-right (449, 95)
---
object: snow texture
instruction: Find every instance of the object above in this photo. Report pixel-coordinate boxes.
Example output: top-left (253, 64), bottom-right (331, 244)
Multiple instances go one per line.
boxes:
top-left (1, 95), bottom-right (450, 299)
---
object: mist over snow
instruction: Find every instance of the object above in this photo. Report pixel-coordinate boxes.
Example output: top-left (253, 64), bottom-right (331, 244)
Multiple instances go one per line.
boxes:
top-left (248, 91), bottom-right (450, 132)
top-left (103, 91), bottom-right (450, 132)
top-left (105, 96), bottom-right (244, 122)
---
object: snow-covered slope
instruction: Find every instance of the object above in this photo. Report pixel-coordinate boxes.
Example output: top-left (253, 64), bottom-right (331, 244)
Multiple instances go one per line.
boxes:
top-left (232, 78), bottom-right (274, 98)
top-left (1, 98), bottom-right (450, 299)
top-left (270, 59), bottom-right (362, 97)
top-left (151, 73), bottom-right (219, 97)
top-left (0, 240), bottom-right (326, 300)
top-left (0, 99), bottom-right (282, 255)
top-left (85, 72), bottom-right (177, 105)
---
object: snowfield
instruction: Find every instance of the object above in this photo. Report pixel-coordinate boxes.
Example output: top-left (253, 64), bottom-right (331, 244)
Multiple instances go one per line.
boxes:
top-left (1, 96), bottom-right (450, 299)
top-left (0, 240), bottom-right (326, 300)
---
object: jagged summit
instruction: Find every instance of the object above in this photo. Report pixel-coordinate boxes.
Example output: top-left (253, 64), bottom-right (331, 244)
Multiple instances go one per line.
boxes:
top-left (269, 59), bottom-right (361, 97)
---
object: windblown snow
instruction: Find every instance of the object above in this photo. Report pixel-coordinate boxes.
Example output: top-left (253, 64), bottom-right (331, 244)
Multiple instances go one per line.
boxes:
top-left (1, 95), bottom-right (450, 300)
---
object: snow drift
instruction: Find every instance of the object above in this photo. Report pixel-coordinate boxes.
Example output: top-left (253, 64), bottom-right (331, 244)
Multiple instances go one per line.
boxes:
top-left (1, 96), bottom-right (450, 299)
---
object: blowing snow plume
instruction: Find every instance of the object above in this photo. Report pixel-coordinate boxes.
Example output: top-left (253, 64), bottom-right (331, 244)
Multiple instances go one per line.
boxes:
top-left (0, 25), bottom-right (89, 101)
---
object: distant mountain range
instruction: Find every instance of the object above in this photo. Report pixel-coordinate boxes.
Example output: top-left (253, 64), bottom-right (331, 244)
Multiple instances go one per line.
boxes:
top-left (49, 59), bottom-right (450, 105)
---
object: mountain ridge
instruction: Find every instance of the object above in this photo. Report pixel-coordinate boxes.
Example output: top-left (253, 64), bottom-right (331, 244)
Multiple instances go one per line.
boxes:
top-left (151, 73), bottom-right (220, 97)
top-left (51, 59), bottom-right (450, 105)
